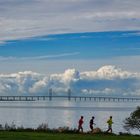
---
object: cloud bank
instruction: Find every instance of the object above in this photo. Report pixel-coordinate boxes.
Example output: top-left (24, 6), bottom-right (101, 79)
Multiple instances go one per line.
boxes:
top-left (0, 0), bottom-right (140, 43)
top-left (0, 65), bottom-right (140, 97)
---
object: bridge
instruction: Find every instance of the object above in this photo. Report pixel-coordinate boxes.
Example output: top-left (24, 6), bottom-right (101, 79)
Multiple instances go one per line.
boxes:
top-left (0, 96), bottom-right (140, 102)
top-left (0, 89), bottom-right (140, 102)
top-left (0, 95), bottom-right (140, 102)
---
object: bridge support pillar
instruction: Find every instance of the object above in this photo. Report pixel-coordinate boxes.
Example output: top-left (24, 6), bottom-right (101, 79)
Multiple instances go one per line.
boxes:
top-left (49, 89), bottom-right (52, 101)
top-left (68, 89), bottom-right (71, 101)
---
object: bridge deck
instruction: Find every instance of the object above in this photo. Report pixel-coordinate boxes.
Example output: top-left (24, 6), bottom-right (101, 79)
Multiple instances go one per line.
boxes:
top-left (0, 96), bottom-right (140, 102)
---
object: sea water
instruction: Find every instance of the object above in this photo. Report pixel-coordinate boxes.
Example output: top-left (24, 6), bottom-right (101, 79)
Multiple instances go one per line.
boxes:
top-left (0, 99), bottom-right (139, 134)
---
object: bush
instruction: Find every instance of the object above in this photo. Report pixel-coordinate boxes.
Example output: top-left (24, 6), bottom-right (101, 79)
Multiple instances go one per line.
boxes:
top-left (37, 123), bottom-right (48, 131)
top-left (124, 106), bottom-right (140, 131)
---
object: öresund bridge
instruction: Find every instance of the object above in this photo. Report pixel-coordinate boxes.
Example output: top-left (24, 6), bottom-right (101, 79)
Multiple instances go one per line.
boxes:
top-left (0, 89), bottom-right (140, 102)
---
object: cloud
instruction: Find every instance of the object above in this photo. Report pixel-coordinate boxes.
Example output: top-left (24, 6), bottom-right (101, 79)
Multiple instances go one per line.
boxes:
top-left (0, 0), bottom-right (140, 43)
top-left (76, 11), bottom-right (140, 21)
top-left (0, 52), bottom-right (80, 61)
top-left (0, 65), bottom-right (140, 97)
top-left (122, 31), bottom-right (140, 37)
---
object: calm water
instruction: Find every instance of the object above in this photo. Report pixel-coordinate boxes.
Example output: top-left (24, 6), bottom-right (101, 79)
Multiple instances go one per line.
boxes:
top-left (0, 100), bottom-right (139, 134)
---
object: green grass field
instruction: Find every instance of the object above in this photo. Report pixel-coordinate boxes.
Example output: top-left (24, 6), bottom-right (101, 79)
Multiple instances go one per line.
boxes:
top-left (0, 132), bottom-right (139, 140)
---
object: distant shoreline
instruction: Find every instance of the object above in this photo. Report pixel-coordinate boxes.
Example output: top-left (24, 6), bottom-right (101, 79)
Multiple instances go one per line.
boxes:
top-left (0, 105), bottom-right (135, 111)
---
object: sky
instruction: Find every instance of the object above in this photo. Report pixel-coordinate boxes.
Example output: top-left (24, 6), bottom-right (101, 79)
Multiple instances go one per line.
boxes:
top-left (0, 0), bottom-right (140, 97)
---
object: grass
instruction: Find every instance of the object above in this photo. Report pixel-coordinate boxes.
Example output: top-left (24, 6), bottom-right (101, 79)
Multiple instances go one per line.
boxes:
top-left (0, 131), bottom-right (139, 140)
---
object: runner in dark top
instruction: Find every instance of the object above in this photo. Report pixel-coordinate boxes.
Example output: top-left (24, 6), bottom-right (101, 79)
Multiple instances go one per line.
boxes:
top-left (89, 116), bottom-right (95, 132)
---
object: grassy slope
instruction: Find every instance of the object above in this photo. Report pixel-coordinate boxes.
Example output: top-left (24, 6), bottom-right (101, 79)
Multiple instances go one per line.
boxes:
top-left (0, 132), bottom-right (139, 140)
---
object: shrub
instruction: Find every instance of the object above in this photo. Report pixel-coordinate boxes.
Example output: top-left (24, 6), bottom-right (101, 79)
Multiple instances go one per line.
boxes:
top-left (124, 106), bottom-right (140, 131)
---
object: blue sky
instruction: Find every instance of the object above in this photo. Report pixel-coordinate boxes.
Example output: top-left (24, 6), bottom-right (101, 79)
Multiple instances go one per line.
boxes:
top-left (0, 31), bottom-right (140, 59)
top-left (0, 0), bottom-right (140, 73)
top-left (0, 30), bottom-right (140, 76)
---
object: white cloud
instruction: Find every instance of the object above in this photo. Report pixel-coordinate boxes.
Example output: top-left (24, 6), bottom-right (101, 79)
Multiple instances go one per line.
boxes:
top-left (0, 65), bottom-right (140, 97)
top-left (0, 52), bottom-right (80, 61)
top-left (76, 11), bottom-right (140, 20)
top-left (0, 0), bottom-right (140, 43)
top-left (122, 31), bottom-right (140, 37)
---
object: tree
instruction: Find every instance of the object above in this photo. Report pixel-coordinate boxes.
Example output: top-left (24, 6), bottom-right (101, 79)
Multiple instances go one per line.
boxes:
top-left (123, 106), bottom-right (140, 131)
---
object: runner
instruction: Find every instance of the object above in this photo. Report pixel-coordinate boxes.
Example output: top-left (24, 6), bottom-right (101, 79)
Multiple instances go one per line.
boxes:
top-left (106, 116), bottom-right (113, 133)
top-left (89, 116), bottom-right (95, 132)
top-left (78, 116), bottom-right (84, 132)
